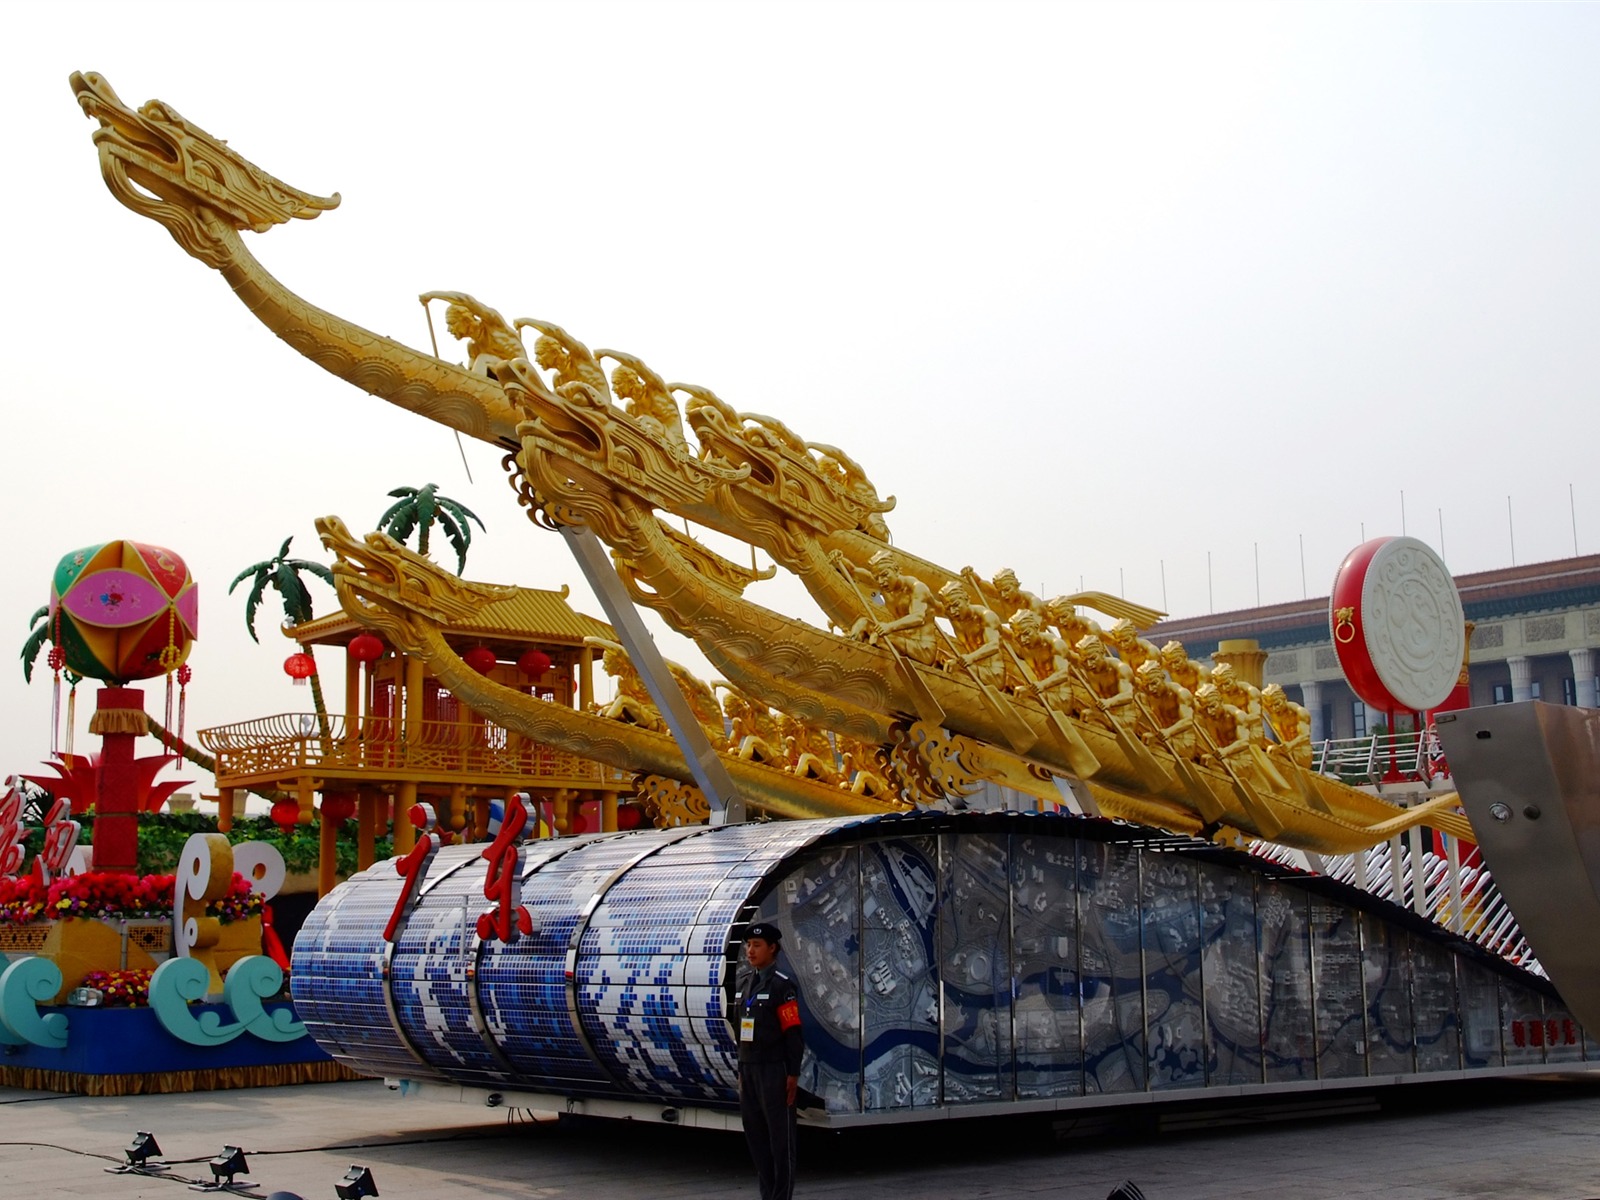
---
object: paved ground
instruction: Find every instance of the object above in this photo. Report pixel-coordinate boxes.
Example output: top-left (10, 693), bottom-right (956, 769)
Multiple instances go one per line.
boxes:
top-left (3, 1074), bottom-right (1600, 1200)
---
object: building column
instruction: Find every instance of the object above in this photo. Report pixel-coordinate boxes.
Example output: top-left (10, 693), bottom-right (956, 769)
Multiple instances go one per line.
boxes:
top-left (1571, 648), bottom-right (1597, 708)
top-left (1299, 681), bottom-right (1324, 742)
top-left (1508, 655), bottom-right (1534, 703)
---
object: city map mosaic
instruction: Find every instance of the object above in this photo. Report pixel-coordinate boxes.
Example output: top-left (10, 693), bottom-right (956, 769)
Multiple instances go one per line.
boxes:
top-left (290, 812), bottom-right (1588, 1117)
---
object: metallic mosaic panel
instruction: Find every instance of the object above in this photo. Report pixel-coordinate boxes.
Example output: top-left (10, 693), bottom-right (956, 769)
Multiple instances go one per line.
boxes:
top-left (290, 812), bottom-right (1583, 1115)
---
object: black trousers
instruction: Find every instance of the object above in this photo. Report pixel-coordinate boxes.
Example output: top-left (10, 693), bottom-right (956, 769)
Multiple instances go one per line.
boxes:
top-left (739, 1059), bottom-right (796, 1200)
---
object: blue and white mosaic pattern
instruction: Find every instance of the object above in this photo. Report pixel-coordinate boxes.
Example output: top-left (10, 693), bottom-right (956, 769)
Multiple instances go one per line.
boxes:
top-left (290, 811), bottom-right (1585, 1115)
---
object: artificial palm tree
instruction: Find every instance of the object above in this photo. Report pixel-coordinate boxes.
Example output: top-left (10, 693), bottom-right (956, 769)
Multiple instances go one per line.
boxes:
top-left (20, 605), bottom-right (49, 682)
top-left (376, 484), bottom-right (484, 573)
top-left (230, 537), bottom-right (335, 735)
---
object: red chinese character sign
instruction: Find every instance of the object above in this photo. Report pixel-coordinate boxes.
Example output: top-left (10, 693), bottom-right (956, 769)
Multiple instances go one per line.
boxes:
top-left (384, 804), bottom-right (443, 943)
top-left (50, 540), bottom-right (197, 683)
top-left (477, 795), bottom-right (534, 944)
top-left (1330, 536), bottom-right (1465, 715)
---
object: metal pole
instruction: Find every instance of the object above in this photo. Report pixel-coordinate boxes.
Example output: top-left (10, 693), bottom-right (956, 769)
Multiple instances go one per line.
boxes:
top-left (558, 524), bottom-right (745, 823)
top-left (1572, 483), bottom-right (1580, 557)
top-left (1508, 495), bottom-right (1516, 566)
top-left (1299, 534), bottom-right (1306, 600)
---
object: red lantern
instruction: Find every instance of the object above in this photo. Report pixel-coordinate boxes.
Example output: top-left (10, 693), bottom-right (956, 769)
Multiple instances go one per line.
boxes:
top-left (348, 634), bottom-right (384, 663)
top-left (321, 794), bottom-right (357, 823)
top-left (615, 803), bottom-right (645, 831)
top-left (270, 798), bottom-right (300, 833)
top-left (517, 649), bottom-right (553, 678)
top-left (464, 647), bottom-right (498, 674)
top-left (284, 651), bottom-right (317, 684)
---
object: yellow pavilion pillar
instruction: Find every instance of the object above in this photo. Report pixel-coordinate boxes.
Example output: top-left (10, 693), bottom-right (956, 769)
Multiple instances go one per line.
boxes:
top-left (600, 790), bottom-right (619, 832)
top-left (344, 653), bottom-right (360, 728)
top-left (357, 791), bottom-right (378, 870)
top-left (393, 653), bottom-right (425, 855)
top-left (578, 646), bottom-right (594, 711)
top-left (216, 788), bottom-right (236, 834)
top-left (318, 802), bottom-right (338, 897)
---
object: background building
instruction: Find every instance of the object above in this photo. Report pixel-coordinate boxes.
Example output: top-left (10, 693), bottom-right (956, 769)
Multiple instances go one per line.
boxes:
top-left (1147, 553), bottom-right (1600, 742)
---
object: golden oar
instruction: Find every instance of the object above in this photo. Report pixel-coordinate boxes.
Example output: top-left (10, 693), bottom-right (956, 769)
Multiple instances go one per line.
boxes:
top-left (1262, 712), bottom-right (1333, 814)
top-left (1061, 660), bottom-right (1177, 797)
top-left (1000, 640), bottom-right (1101, 779)
top-left (1129, 693), bottom-right (1226, 824)
top-left (931, 623), bottom-right (1038, 755)
top-left (835, 565), bottom-right (947, 728)
top-left (1189, 716), bottom-right (1285, 841)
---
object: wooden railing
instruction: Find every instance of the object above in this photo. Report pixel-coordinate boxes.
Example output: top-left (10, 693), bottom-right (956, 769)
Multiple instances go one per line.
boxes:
top-left (198, 713), bottom-right (625, 787)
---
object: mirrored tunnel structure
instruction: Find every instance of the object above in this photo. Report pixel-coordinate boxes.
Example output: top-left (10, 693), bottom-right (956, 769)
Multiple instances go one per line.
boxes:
top-left (291, 811), bottom-right (1590, 1123)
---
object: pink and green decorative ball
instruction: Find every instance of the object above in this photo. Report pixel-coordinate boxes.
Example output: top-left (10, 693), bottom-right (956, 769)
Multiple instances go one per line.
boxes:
top-left (48, 541), bottom-right (198, 683)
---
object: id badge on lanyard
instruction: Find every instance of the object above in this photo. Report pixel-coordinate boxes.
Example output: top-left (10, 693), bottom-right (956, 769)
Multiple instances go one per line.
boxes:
top-left (741, 991), bottom-right (766, 1043)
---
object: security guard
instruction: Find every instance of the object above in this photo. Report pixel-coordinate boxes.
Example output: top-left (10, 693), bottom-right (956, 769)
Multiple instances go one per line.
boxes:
top-left (731, 921), bottom-right (803, 1200)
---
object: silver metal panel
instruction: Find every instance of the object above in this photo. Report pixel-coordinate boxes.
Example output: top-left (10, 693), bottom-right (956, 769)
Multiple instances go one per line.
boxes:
top-left (1437, 702), bottom-right (1600, 1032)
top-left (559, 524), bottom-right (745, 823)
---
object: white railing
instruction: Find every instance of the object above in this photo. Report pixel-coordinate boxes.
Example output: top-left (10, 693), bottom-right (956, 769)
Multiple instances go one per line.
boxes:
top-left (1254, 834), bottom-right (1540, 976)
top-left (1311, 729), bottom-right (1450, 786)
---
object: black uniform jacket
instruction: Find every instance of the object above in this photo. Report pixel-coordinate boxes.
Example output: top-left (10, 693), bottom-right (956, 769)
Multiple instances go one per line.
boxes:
top-left (732, 967), bottom-right (804, 1075)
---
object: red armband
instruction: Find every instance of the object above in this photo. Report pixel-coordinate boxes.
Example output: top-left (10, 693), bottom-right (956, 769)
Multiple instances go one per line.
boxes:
top-left (777, 999), bottom-right (801, 1031)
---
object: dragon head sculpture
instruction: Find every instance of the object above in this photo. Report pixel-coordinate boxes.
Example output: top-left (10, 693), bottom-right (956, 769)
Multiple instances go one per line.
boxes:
top-left (316, 515), bottom-right (516, 652)
top-left (71, 71), bottom-right (339, 269)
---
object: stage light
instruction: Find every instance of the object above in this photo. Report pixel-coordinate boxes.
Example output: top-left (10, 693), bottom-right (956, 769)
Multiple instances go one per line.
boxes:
top-left (1107, 1184), bottom-right (1146, 1200)
top-left (189, 1145), bottom-right (254, 1192)
top-left (264, 1193), bottom-right (307, 1200)
top-left (104, 1130), bottom-right (163, 1175)
top-left (334, 1164), bottom-right (379, 1198)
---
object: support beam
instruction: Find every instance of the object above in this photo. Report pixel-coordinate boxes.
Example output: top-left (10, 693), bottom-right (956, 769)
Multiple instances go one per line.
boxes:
top-left (559, 525), bottom-right (745, 824)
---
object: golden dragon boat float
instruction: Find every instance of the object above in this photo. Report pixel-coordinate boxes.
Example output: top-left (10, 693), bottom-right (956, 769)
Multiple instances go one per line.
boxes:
top-left (69, 72), bottom-right (1600, 1131)
top-left (69, 69), bottom-right (1465, 856)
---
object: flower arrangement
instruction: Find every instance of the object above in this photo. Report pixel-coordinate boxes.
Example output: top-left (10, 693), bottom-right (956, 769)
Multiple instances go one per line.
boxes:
top-left (0, 871), bottom-right (262, 926)
top-left (211, 874), bottom-right (265, 924)
top-left (45, 872), bottom-right (175, 923)
top-left (81, 967), bottom-right (155, 1007)
top-left (0, 875), bottom-right (47, 925)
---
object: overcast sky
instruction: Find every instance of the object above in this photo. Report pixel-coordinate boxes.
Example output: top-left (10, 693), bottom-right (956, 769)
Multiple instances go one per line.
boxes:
top-left (4, 1), bottom-right (1597, 802)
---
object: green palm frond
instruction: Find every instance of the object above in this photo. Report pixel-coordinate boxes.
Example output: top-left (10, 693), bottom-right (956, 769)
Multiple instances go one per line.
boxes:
top-left (298, 560), bottom-right (334, 586)
top-left (232, 536), bottom-right (333, 641)
top-left (228, 559), bottom-right (271, 592)
top-left (377, 484), bottom-right (485, 573)
top-left (275, 561), bottom-right (315, 626)
top-left (241, 574), bottom-right (269, 642)
top-left (20, 605), bottom-right (49, 683)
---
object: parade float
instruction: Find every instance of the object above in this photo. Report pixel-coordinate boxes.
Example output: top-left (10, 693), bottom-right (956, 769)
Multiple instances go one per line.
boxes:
top-left (65, 71), bottom-right (1597, 1126)
top-left (0, 541), bottom-right (345, 1093)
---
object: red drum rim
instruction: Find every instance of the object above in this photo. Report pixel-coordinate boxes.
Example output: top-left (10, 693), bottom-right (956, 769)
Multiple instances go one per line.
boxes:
top-left (1329, 536), bottom-right (1464, 714)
